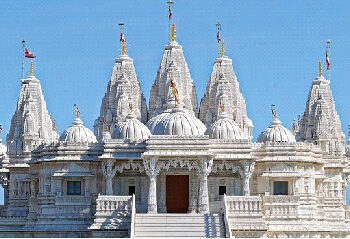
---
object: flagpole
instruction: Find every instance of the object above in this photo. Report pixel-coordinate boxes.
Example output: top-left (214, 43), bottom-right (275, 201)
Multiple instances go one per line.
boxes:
top-left (118, 22), bottom-right (125, 55)
top-left (167, 0), bottom-right (174, 42)
top-left (21, 39), bottom-right (26, 79)
top-left (216, 22), bottom-right (221, 57)
top-left (326, 40), bottom-right (331, 80)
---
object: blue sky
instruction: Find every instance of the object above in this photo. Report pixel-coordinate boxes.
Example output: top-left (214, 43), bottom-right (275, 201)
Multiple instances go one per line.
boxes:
top-left (0, 1), bottom-right (350, 203)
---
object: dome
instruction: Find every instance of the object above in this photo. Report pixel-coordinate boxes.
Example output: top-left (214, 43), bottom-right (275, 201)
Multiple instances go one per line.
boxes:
top-left (113, 112), bottom-right (151, 141)
top-left (147, 105), bottom-right (206, 136)
top-left (257, 117), bottom-right (296, 144)
top-left (60, 117), bottom-right (97, 144)
top-left (206, 113), bottom-right (246, 140)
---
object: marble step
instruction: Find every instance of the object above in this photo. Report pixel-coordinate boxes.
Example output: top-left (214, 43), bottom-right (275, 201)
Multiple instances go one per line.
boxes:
top-left (134, 231), bottom-right (207, 237)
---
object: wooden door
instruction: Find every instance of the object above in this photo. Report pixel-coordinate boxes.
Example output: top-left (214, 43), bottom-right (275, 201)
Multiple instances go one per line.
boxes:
top-left (166, 175), bottom-right (189, 213)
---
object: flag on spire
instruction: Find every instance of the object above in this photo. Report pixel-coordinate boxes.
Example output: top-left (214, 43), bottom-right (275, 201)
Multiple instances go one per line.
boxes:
top-left (217, 31), bottom-right (221, 43)
top-left (168, 5), bottom-right (172, 21)
top-left (24, 48), bottom-right (35, 58)
top-left (326, 46), bottom-right (330, 70)
top-left (120, 32), bottom-right (125, 43)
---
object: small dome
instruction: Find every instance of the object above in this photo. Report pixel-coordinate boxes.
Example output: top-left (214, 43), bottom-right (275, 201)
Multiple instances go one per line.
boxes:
top-left (147, 105), bottom-right (206, 136)
top-left (113, 113), bottom-right (151, 141)
top-left (257, 117), bottom-right (296, 144)
top-left (60, 117), bottom-right (97, 144)
top-left (206, 113), bottom-right (246, 140)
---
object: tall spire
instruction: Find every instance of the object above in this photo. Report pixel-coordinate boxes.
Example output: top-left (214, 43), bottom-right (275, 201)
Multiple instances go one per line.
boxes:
top-left (95, 22), bottom-right (148, 139)
top-left (7, 65), bottom-right (58, 158)
top-left (297, 58), bottom-right (345, 156)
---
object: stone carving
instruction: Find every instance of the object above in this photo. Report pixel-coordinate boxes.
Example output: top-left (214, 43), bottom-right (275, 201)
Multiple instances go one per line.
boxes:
top-left (102, 159), bottom-right (118, 195)
top-left (143, 158), bottom-right (159, 213)
top-left (243, 161), bottom-right (255, 196)
top-left (211, 161), bottom-right (244, 178)
top-left (268, 163), bottom-right (294, 172)
top-left (197, 158), bottom-right (213, 213)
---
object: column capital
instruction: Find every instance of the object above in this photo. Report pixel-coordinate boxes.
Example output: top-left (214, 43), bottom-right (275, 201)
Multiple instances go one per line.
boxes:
top-left (198, 158), bottom-right (213, 177)
top-left (102, 159), bottom-right (117, 179)
top-left (143, 158), bottom-right (160, 177)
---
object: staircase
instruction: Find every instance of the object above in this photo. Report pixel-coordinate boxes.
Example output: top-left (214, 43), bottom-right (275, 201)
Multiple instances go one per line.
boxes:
top-left (134, 213), bottom-right (226, 238)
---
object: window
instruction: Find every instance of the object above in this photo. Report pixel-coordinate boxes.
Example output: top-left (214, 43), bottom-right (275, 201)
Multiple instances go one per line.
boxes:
top-left (219, 186), bottom-right (226, 195)
top-left (67, 181), bottom-right (81, 195)
top-left (273, 181), bottom-right (288, 195)
top-left (129, 186), bottom-right (136, 196)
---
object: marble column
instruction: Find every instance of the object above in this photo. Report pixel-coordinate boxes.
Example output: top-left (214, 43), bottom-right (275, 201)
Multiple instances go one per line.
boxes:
top-left (188, 173), bottom-right (197, 213)
top-left (198, 158), bottom-right (213, 213)
top-left (243, 161), bottom-right (255, 196)
top-left (102, 159), bottom-right (117, 195)
top-left (143, 158), bottom-right (159, 214)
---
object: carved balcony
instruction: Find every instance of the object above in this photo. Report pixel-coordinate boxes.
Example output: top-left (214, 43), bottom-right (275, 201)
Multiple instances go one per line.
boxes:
top-left (263, 195), bottom-right (300, 219)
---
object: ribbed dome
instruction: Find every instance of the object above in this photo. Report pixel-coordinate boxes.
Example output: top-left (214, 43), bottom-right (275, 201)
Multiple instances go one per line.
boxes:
top-left (206, 113), bottom-right (246, 140)
top-left (113, 112), bottom-right (151, 141)
top-left (60, 117), bottom-right (97, 144)
top-left (147, 105), bottom-right (206, 136)
top-left (257, 117), bottom-right (296, 144)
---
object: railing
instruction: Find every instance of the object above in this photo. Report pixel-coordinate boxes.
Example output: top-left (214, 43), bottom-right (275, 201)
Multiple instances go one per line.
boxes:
top-left (55, 196), bottom-right (91, 205)
top-left (263, 195), bottom-right (299, 219)
top-left (95, 195), bottom-right (132, 216)
top-left (225, 196), bottom-right (262, 215)
top-left (222, 195), bottom-right (232, 238)
top-left (90, 195), bottom-right (133, 231)
top-left (130, 194), bottom-right (136, 238)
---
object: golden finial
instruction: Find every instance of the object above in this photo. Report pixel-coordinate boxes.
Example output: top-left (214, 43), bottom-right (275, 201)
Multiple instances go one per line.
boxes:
top-left (221, 40), bottom-right (225, 57)
top-left (318, 61), bottom-right (323, 77)
top-left (271, 104), bottom-right (277, 119)
top-left (171, 23), bottom-right (176, 41)
top-left (29, 61), bottom-right (34, 77)
top-left (121, 40), bottom-right (127, 55)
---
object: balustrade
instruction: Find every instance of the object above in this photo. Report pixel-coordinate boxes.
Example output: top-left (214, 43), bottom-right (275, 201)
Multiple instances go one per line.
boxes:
top-left (225, 196), bottom-right (262, 215)
top-left (263, 195), bottom-right (299, 219)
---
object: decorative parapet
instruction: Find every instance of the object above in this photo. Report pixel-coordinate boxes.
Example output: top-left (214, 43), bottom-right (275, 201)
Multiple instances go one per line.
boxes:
top-left (90, 195), bottom-right (134, 232)
top-left (224, 196), bottom-right (267, 231)
top-left (263, 195), bottom-right (300, 219)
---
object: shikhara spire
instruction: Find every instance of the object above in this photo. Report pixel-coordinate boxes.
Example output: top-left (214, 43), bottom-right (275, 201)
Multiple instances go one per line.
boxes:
top-left (296, 61), bottom-right (345, 156)
top-left (95, 24), bottom-right (147, 139)
top-left (199, 24), bottom-right (253, 138)
top-left (148, 21), bottom-right (198, 118)
top-left (7, 63), bottom-right (58, 159)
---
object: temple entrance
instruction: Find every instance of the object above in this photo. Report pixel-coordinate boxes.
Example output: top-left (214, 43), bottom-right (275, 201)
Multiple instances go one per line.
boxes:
top-left (166, 175), bottom-right (189, 213)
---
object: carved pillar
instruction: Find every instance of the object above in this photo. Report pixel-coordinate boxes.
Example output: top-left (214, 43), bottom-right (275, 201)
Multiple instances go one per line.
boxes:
top-left (189, 172), bottom-right (197, 213)
top-left (243, 161), bottom-right (255, 196)
top-left (102, 159), bottom-right (117, 195)
top-left (197, 158), bottom-right (213, 213)
top-left (143, 158), bottom-right (160, 213)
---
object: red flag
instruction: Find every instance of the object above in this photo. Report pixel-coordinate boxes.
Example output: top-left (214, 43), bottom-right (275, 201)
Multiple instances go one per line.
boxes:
top-left (120, 32), bottom-right (125, 43)
top-left (217, 31), bottom-right (221, 43)
top-left (297, 114), bottom-right (301, 126)
top-left (168, 6), bottom-right (172, 21)
top-left (326, 50), bottom-right (330, 70)
top-left (24, 48), bottom-right (35, 58)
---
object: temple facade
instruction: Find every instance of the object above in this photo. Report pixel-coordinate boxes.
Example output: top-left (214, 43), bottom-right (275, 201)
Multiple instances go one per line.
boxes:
top-left (0, 21), bottom-right (350, 238)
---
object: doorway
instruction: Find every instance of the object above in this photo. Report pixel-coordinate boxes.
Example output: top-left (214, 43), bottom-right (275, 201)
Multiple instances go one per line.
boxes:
top-left (166, 175), bottom-right (189, 213)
